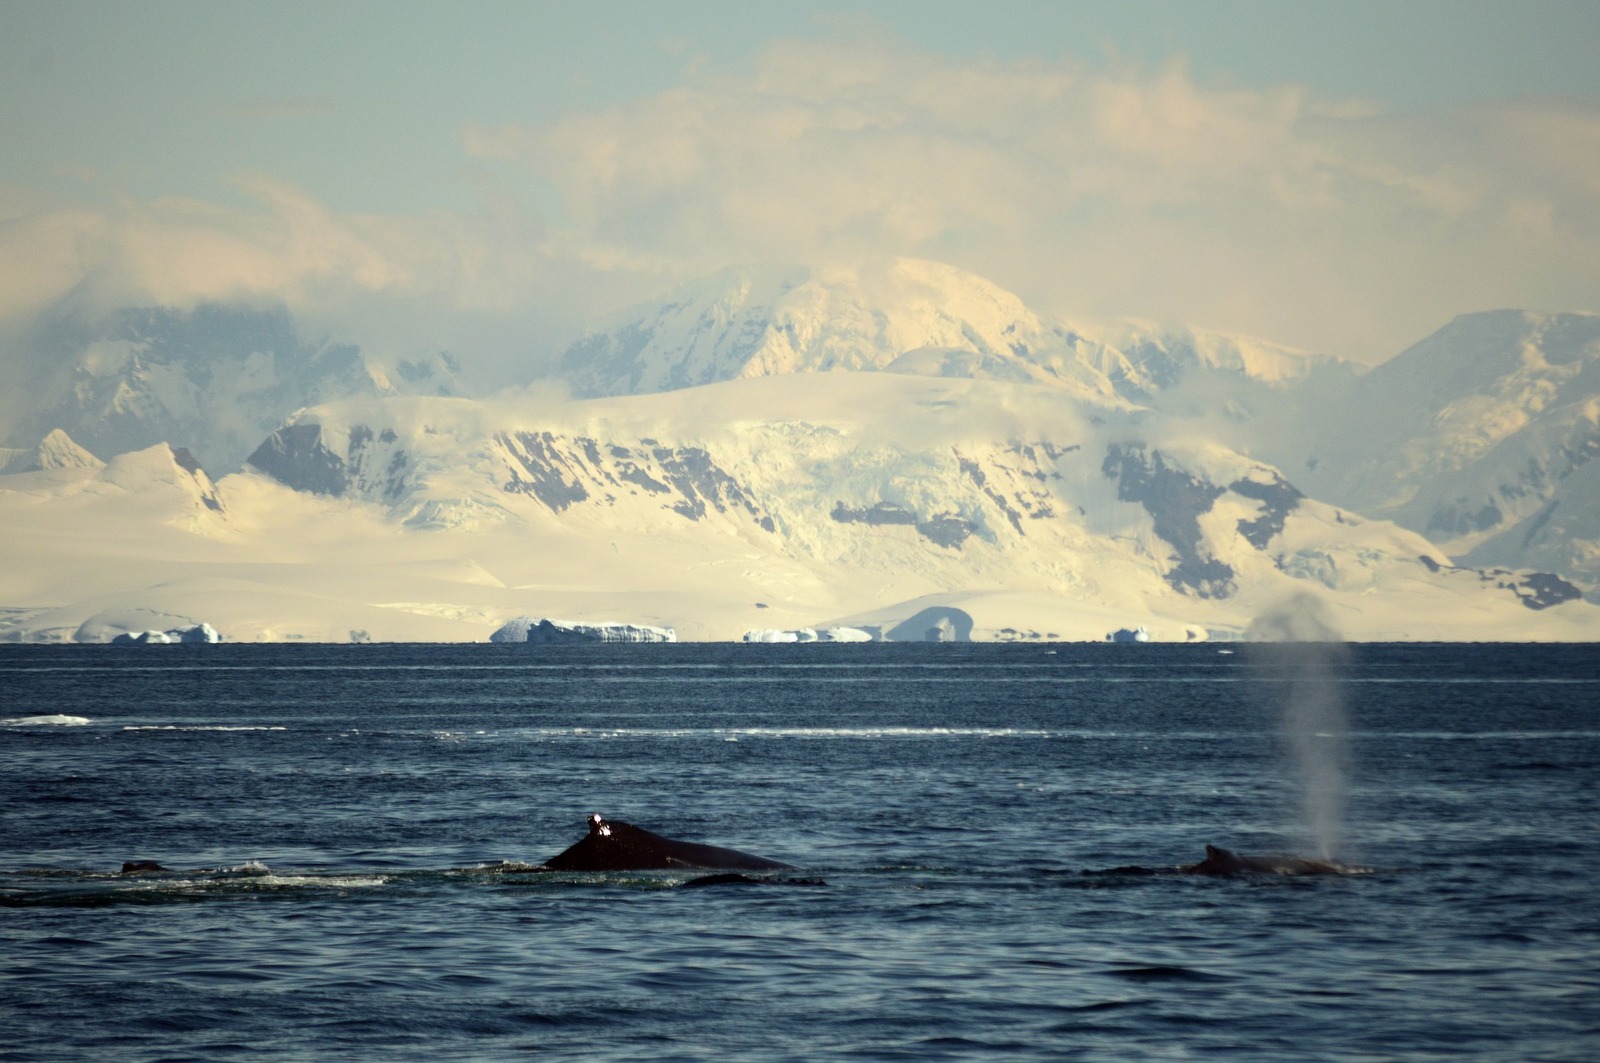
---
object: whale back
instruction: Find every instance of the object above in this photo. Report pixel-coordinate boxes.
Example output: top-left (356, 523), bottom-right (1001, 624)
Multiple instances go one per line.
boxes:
top-left (538, 814), bottom-right (796, 872)
top-left (120, 860), bottom-right (167, 875)
top-left (1188, 845), bottom-right (1366, 876)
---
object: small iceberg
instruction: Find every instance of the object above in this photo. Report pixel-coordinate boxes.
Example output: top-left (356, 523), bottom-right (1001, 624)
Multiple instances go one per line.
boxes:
top-left (110, 623), bottom-right (221, 645)
top-left (743, 627), bottom-right (875, 643)
top-left (491, 617), bottom-right (676, 644)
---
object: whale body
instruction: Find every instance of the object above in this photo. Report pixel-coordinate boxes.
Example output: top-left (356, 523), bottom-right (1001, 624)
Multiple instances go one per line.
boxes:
top-left (1093, 845), bottom-right (1371, 878)
top-left (1181, 845), bottom-right (1363, 876)
top-left (538, 814), bottom-right (797, 873)
top-left (119, 860), bottom-right (168, 875)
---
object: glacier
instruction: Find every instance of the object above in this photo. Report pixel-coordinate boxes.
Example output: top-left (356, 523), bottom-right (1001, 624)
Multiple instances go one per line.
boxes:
top-left (1, 260), bottom-right (1597, 643)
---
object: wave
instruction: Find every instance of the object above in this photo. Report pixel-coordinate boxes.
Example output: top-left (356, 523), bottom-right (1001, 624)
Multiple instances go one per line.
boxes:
top-left (507, 726), bottom-right (1254, 741)
top-left (121, 725), bottom-right (288, 732)
top-left (2, 714), bottom-right (91, 726)
top-left (543, 726), bottom-right (1055, 739)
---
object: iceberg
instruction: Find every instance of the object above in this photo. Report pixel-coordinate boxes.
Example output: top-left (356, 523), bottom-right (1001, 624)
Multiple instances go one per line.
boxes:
top-left (744, 628), bottom-right (808, 643)
top-left (108, 623), bottom-right (222, 645)
top-left (111, 631), bottom-right (174, 645)
top-left (743, 627), bottom-right (876, 643)
top-left (490, 617), bottom-right (676, 644)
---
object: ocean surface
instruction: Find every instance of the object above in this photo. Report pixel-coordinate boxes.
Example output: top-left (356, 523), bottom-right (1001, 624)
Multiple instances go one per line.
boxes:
top-left (1, 642), bottom-right (1596, 1061)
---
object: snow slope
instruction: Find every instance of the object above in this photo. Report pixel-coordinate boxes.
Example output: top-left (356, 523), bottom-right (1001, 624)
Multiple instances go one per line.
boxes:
top-left (1293, 310), bottom-right (1600, 587)
top-left (5, 372), bottom-right (1590, 643)
top-left (3, 262), bottom-right (1597, 642)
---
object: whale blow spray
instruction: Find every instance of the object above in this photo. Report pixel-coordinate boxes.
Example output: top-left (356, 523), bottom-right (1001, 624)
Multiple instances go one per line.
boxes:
top-left (1246, 592), bottom-right (1350, 861)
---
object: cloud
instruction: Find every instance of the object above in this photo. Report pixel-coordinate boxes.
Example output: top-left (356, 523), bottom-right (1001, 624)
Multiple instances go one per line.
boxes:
top-left (465, 38), bottom-right (1600, 360)
top-left (2, 37), bottom-right (1596, 371)
top-left (468, 44), bottom-right (1358, 250)
top-left (0, 176), bottom-right (627, 389)
top-left (2, 172), bottom-right (614, 336)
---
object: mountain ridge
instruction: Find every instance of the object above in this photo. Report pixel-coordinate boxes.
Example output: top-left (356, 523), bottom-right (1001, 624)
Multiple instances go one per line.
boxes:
top-left (2, 260), bottom-right (1597, 641)
top-left (209, 371), bottom-right (1590, 642)
top-left (556, 258), bottom-right (1343, 405)
top-left (1, 300), bottom-right (461, 476)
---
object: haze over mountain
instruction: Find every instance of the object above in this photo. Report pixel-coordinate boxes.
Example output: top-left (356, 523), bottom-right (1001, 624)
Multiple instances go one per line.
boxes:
top-left (1, 258), bottom-right (1595, 643)
top-left (0, 301), bottom-right (461, 476)
top-left (1294, 311), bottom-right (1600, 586)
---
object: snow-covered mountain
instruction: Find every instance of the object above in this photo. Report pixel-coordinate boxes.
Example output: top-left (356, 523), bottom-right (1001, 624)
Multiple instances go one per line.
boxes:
top-left (198, 370), bottom-right (1585, 642)
top-left (556, 258), bottom-right (1344, 406)
top-left (554, 259), bottom-right (1600, 591)
top-left (1, 301), bottom-right (461, 476)
top-left (2, 260), bottom-right (1596, 642)
top-left (0, 428), bottom-right (106, 475)
top-left (1290, 310), bottom-right (1600, 588)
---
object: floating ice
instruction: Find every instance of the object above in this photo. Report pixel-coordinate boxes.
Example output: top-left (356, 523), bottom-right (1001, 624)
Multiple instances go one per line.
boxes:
top-left (743, 627), bottom-right (875, 643)
top-left (108, 623), bottom-right (221, 645)
top-left (490, 617), bottom-right (676, 644)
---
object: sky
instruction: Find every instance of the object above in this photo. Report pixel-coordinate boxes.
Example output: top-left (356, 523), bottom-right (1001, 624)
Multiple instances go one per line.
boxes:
top-left (3, 0), bottom-right (1598, 378)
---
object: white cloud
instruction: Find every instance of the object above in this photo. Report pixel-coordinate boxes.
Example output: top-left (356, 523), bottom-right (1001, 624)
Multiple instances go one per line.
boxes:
top-left (0, 179), bottom-right (666, 398)
top-left (2, 38), bottom-right (1595, 370)
top-left (465, 39), bottom-right (1600, 361)
top-left (0, 184), bottom-right (396, 321)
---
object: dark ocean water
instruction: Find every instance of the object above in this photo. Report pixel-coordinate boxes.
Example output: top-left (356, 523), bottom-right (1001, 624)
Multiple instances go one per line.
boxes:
top-left (2, 642), bottom-right (1596, 1061)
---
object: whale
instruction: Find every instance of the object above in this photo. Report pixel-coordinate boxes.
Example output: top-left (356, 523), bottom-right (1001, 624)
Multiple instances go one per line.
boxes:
top-left (119, 860), bottom-right (168, 875)
top-left (1092, 845), bottom-right (1371, 878)
top-left (537, 814), bottom-right (797, 873)
top-left (1180, 845), bottom-right (1366, 876)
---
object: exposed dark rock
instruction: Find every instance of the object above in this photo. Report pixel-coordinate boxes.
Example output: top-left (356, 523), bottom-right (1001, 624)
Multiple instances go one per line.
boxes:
top-left (501, 431), bottom-right (591, 512)
top-left (915, 512), bottom-right (976, 549)
top-left (395, 352), bottom-right (460, 395)
top-left (1103, 444), bottom-right (1235, 598)
top-left (496, 432), bottom-right (772, 530)
top-left (832, 500), bottom-right (973, 549)
top-left (831, 501), bottom-right (918, 526)
top-left (247, 421), bottom-right (410, 501)
top-left (959, 455), bottom-right (1024, 533)
top-left (1418, 555), bottom-right (1580, 610)
top-left (169, 447), bottom-right (204, 477)
top-left (618, 464), bottom-right (671, 493)
top-left (1230, 474), bottom-right (1304, 548)
top-left (1005, 441), bottom-right (1077, 479)
top-left (1105, 339), bottom-right (1189, 402)
top-left (651, 446), bottom-right (763, 523)
top-left (170, 446), bottom-right (224, 511)
top-left (247, 423), bottom-right (348, 496)
top-left (1509, 572), bottom-right (1582, 610)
